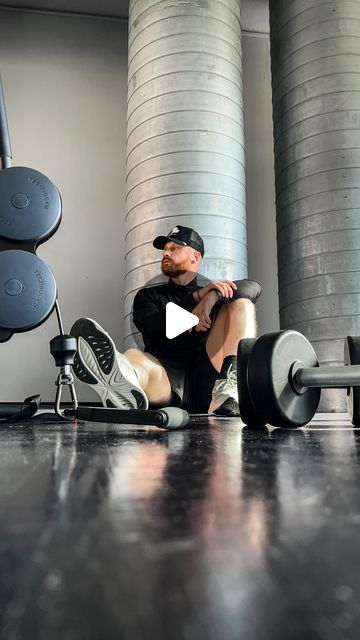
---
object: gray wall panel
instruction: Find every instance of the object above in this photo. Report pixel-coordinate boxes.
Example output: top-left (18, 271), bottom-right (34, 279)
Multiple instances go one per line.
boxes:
top-left (125, 0), bottom-right (247, 349)
top-left (270, 0), bottom-right (360, 411)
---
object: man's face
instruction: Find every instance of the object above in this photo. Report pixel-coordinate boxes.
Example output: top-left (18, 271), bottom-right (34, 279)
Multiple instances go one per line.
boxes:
top-left (161, 242), bottom-right (199, 277)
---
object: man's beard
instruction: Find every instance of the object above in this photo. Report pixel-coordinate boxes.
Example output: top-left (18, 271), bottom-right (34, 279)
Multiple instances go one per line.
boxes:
top-left (161, 260), bottom-right (187, 278)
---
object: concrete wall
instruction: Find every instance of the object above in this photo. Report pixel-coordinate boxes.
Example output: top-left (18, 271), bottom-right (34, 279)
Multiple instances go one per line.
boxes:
top-left (0, 9), bottom-right (278, 403)
top-left (0, 9), bottom-right (128, 402)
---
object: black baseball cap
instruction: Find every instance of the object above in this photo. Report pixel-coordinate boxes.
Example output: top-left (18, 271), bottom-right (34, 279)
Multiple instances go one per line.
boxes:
top-left (153, 225), bottom-right (205, 256)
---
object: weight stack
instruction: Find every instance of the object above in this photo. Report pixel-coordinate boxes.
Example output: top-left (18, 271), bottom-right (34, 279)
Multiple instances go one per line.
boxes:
top-left (269, 0), bottom-right (360, 411)
top-left (124, 0), bottom-right (247, 350)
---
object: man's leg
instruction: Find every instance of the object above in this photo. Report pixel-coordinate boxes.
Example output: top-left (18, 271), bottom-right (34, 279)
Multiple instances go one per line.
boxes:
top-left (71, 318), bottom-right (174, 410)
top-left (205, 298), bottom-right (257, 372)
top-left (124, 349), bottom-right (173, 406)
top-left (205, 298), bottom-right (257, 415)
top-left (71, 317), bottom-right (181, 410)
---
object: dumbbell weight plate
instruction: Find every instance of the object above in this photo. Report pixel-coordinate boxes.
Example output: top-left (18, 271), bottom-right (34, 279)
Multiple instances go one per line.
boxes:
top-left (247, 330), bottom-right (321, 428)
top-left (344, 336), bottom-right (360, 427)
top-left (0, 167), bottom-right (61, 244)
top-left (0, 250), bottom-right (57, 331)
top-left (237, 337), bottom-right (266, 426)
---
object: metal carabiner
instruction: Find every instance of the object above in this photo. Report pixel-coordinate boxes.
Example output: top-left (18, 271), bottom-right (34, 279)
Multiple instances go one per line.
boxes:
top-left (54, 365), bottom-right (78, 419)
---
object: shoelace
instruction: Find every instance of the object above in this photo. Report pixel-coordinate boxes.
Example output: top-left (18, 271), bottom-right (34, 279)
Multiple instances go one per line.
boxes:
top-left (215, 364), bottom-right (237, 392)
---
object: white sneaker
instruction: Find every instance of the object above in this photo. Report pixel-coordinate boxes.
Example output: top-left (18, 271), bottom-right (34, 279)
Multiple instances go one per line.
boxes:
top-left (70, 318), bottom-right (149, 410)
top-left (208, 364), bottom-right (240, 416)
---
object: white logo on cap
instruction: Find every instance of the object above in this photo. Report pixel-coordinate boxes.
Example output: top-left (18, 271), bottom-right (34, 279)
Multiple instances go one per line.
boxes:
top-left (170, 226), bottom-right (180, 235)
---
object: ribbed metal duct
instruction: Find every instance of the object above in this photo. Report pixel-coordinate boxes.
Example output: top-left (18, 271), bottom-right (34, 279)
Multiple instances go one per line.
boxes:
top-left (269, 0), bottom-right (360, 411)
top-left (124, 0), bottom-right (246, 349)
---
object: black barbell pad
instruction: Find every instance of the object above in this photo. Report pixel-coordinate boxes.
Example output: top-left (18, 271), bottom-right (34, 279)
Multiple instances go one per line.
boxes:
top-left (0, 250), bottom-right (57, 331)
top-left (247, 330), bottom-right (321, 428)
top-left (344, 336), bottom-right (360, 427)
top-left (0, 166), bottom-right (61, 244)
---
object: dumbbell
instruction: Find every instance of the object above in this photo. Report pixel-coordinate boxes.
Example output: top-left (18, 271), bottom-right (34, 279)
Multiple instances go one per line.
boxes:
top-left (238, 330), bottom-right (360, 428)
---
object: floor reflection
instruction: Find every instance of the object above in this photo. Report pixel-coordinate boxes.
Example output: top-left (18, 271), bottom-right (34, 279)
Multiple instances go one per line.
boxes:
top-left (1, 420), bottom-right (360, 639)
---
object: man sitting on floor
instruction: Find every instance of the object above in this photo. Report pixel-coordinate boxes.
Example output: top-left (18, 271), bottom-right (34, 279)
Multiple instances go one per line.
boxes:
top-left (71, 225), bottom-right (261, 416)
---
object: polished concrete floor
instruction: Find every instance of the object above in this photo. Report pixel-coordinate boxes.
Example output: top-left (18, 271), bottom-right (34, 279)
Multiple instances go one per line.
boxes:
top-left (0, 413), bottom-right (360, 639)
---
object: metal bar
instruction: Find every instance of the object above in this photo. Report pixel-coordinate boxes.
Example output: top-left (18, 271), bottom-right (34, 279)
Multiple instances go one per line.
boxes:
top-left (0, 74), bottom-right (12, 169)
top-left (295, 366), bottom-right (360, 389)
top-left (72, 406), bottom-right (166, 426)
top-left (55, 299), bottom-right (64, 335)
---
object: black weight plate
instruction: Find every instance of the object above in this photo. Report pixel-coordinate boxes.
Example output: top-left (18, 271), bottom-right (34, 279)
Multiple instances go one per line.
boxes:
top-left (0, 328), bottom-right (12, 343)
top-left (0, 166), bottom-right (61, 243)
top-left (344, 336), bottom-right (360, 427)
top-left (237, 337), bottom-right (265, 426)
top-left (0, 250), bottom-right (57, 331)
top-left (247, 330), bottom-right (321, 428)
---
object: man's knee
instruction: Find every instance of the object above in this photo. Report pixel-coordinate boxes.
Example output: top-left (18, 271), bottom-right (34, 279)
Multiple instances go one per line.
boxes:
top-left (232, 279), bottom-right (262, 304)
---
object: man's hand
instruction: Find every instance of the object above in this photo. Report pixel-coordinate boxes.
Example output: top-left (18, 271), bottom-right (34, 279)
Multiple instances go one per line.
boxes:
top-left (188, 290), bottom-right (218, 333)
top-left (200, 279), bottom-right (237, 300)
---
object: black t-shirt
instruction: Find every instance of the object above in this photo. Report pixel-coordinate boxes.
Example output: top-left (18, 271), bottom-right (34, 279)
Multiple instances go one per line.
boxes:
top-left (133, 277), bottom-right (218, 364)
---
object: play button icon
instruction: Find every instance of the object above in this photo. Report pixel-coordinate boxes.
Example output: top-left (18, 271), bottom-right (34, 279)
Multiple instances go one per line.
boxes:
top-left (166, 302), bottom-right (199, 339)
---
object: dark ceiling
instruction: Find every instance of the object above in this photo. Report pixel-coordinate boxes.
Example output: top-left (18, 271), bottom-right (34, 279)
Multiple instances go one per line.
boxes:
top-left (0, 0), bottom-right (270, 32)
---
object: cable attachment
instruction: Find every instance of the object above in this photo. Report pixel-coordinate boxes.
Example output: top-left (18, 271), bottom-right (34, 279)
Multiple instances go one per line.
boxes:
top-left (50, 334), bottom-right (78, 418)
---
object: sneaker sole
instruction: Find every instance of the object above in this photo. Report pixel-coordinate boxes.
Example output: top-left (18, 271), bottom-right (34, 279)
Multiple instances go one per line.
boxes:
top-left (71, 318), bottom-right (148, 410)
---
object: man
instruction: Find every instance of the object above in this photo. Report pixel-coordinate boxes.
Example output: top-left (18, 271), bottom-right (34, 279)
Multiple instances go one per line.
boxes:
top-left (71, 225), bottom-right (261, 416)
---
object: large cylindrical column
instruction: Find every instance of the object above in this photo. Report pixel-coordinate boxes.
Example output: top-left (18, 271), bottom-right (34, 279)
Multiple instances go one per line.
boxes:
top-left (269, 0), bottom-right (360, 411)
top-left (124, 0), bottom-right (246, 349)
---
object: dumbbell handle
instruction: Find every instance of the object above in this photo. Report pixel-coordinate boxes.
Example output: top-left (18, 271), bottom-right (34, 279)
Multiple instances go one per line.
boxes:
top-left (292, 362), bottom-right (360, 391)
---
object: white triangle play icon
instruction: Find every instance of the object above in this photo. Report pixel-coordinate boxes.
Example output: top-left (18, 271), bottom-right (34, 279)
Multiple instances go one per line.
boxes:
top-left (166, 302), bottom-right (199, 339)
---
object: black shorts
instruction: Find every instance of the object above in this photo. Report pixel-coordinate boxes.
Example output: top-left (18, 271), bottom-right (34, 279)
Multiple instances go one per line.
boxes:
top-left (156, 279), bottom-right (262, 413)
top-left (156, 346), bottom-right (220, 413)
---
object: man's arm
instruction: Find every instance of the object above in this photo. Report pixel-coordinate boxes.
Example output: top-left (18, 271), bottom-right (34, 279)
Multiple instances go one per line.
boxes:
top-left (196, 279), bottom-right (237, 301)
